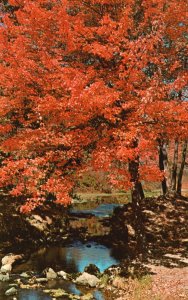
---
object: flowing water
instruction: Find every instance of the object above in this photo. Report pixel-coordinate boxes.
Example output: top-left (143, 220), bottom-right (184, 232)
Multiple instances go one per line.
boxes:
top-left (0, 241), bottom-right (120, 300)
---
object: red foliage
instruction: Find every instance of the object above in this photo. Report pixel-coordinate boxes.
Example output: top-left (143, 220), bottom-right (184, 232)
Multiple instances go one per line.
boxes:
top-left (0, 0), bottom-right (187, 211)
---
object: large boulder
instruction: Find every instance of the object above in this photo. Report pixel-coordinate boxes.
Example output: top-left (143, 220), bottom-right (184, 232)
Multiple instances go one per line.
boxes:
top-left (1, 254), bottom-right (23, 266)
top-left (26, 215), bottom-right (50, 233)
top-left (1, 254), bottom-right (23, 273)
top-left (44, 268), bottom-right (57, 280)
top-left (75, 272), bottom-right (100, 287)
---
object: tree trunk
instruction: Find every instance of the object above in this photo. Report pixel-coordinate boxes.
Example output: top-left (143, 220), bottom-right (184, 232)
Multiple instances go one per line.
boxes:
top-left (177, 140), bottom-right (187, 196)
top-left (159, 141), bottom-right (169, 195)
top-left (170, 139), bottom-right (179, 194)
top-left (138, 181), bottom-right (145, 199)
top-left (128, 158), bottom-right (145, 256)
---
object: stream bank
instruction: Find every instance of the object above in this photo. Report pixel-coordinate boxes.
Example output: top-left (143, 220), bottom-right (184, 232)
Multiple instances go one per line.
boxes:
top-left (0, 194), bottom-right (188, 299)
top-left (0, 195), bottom-right (128, 300)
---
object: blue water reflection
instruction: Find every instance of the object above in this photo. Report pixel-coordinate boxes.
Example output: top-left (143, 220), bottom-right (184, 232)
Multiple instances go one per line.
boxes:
top-left (18, 288), bottom-right (104, 300)
top-left (93, 290), bottom-right (105, 300)
top-left (14, 241), bottom-right (120, 274)
top-left (71, 203), bottom-right (123, 217)
top-left (65, 241), bottom-right (119, 272)
top-left (19, 290), bottom-right (52, 300)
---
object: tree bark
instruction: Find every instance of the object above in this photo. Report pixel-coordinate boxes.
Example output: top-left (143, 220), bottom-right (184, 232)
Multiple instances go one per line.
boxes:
top-left (128, 158), bottom-right (145, 257)
top-left (138, 181), bottom-right (145, 199)
top-left (170, 139), bottom-right (179, 194)
top-left (177, 140), bottom-right (187, 196)
top-left (159, 141), bottom-right (169, 195)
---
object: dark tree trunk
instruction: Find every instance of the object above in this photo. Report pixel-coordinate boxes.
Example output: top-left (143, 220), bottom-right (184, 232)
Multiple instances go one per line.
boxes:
top-left (159, 141), bottom-right (169, 195)
top-left (128, 158), bottom-right (145, 256)
top-left (177, 141), bottom-right (187, 196)
top-left (138, 181), bottom-right (145, 199)
top-left (170, 139), bottom-right (179, 194)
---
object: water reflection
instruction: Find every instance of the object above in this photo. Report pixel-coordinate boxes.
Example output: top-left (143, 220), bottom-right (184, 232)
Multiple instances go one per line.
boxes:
top-left (14, 241), bottom-right (120, 274)
top-left (63, 241), bottom-right (119, 272)
top-left (93, 290), bottom-right (105, 300)
top-left (18, 288), bottom-right (104, 300)
top-left (0, 280), bottom-right (104, 300)
top-left (19, 289), bottom-right (52, 300)
top-left (71, 203), bottom-right (123, 217)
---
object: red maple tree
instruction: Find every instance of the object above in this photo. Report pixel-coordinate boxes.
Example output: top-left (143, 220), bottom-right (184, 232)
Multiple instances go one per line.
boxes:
top-left (0, 0), bottom-right (187, 215)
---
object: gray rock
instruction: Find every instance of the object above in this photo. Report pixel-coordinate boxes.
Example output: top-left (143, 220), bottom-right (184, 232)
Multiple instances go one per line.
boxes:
top-left (180, 258), bottom-right (188, 264)
top-left (36, 278), bottom-right (48, 283)
top-left (75, 272), bottom-right (100, 287)
top-left (2, 254), bottom-right (23, 266)
top-left (9, 284), bottom-right (18, 288)
top-left (44, 268), bottom-right (57, 280)
top-left (0, 272), bottom-right (9, 281)
top-left (26, 215), bottom-right (48, 232)
top-left (1, 264), bottom-right (12, 273)
top-left (20, 272), bottom-right (30, 278)
top-left (5, 287), bottom-right (17, 296)
top-left (57, 270), bottom-right (68, 280)
top-left (1, 254), bottom-right (23, 273)
top-left (33, 215), bottom-right (44, 222)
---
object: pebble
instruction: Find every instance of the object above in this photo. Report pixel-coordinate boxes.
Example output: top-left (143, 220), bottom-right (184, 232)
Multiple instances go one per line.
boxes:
top-left (20, 272), bottom-right (30, 278)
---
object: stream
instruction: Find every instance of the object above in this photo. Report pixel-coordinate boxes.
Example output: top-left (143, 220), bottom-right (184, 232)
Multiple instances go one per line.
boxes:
top-left (0, 202), bottom-right (126, 300)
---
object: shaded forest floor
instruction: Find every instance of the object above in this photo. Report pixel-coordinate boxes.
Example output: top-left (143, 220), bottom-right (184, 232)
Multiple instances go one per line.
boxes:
top-left (110, 195), bottom-right (188, 260)
top-left (107, 195), bottom-right (188, 300)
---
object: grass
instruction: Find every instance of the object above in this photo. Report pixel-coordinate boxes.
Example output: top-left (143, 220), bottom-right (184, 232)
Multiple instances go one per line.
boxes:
top-left (72, 190), bottom-right (162, 210)
top-left (76, 191), bottom-right (130, 199)
top-left (75, 189), bottom-right (162, 202)
top-left (133, 275), bottom-right (153, 300)
top-left (111, 275), bottom-right (159, 300)
top-left (73, 192), bottom-right (131, 207)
